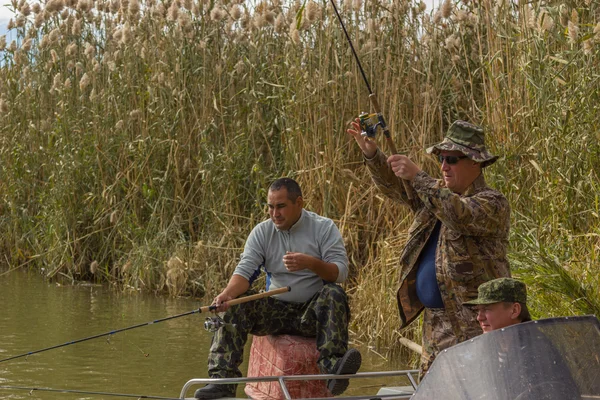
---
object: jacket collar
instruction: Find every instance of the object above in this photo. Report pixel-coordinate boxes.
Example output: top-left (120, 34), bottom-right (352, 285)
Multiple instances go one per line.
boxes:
top-left (274, 209), bottom-right (306, 232)
top-left (463, 173), bottom-right (487, 196)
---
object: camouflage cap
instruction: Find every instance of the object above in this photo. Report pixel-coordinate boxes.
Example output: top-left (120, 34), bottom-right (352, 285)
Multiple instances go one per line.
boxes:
top-left (426, 120), bottom-right (499, 168)
top-left (463, 278), bottom-right (527, 306)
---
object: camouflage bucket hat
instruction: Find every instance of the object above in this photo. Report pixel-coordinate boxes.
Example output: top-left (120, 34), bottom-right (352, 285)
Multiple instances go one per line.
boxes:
top-left (463, 278), bottom-right (527, 306)
top-left (426, 120), bottom-right (499, 168)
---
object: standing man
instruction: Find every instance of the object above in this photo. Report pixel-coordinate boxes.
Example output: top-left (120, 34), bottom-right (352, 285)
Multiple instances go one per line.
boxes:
top-left (347, 120), bottom-right (511, 377)
top-left (194, 178), bottom-right (361, 399)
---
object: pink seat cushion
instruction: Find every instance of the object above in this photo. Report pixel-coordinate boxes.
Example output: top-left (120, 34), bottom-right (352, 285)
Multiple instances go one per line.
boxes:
top-left (244, 335), bottom-right (331, 399)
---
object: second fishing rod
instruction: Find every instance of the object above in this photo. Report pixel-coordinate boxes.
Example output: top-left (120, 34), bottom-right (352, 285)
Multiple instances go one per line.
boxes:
top-left (328, 0), bottom-right (415, 200)
top-left (0, 286), bottom-right (291, 364)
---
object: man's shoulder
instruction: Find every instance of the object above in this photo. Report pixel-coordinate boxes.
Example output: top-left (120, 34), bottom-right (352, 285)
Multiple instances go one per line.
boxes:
top-left (250, 218), bottom-right (276, 237)
top-left (470, 185), bottom-right (509, 205)
top-left (302, 210), bottom-right (336, 227)
top-left (472, 183), bottom-right (505, 194)
top-left (467, 176), bottom-right (508, 202)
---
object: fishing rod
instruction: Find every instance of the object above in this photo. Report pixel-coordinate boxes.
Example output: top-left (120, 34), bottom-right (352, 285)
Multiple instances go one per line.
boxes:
top-left (0, 385), bottom-right (181, 399)
top-left (0, 286), bottom-right (291, 364)
top-left (328, 0), bottom-right (415, 200)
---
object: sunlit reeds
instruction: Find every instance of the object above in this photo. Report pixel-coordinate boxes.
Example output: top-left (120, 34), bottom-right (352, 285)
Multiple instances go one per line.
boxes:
top-left (0, 0), bottom-right (598, 362)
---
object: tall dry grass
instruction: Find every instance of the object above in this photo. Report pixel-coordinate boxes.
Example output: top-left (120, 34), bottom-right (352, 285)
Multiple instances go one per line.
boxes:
top-left (0, 0), bottom-right (598, 365)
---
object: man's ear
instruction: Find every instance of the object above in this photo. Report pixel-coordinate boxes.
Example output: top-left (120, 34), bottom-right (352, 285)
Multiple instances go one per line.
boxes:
top-left (511, 302), bottom-right (522, 320)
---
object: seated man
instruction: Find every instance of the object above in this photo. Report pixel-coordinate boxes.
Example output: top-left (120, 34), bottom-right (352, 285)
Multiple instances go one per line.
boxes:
top-left (194, 178), bottom-right (361, 399)
top-left (463, 277), bottom-right (531, 332)
top-left (465, 278), bottom-right (580, 400)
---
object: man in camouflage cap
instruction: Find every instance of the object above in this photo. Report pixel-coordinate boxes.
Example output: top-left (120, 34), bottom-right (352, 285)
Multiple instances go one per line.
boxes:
top-left (465, 278), bottom-right (581, 400)
top-left (347, 119), bottom-right (510, 378)
top-left (464, 277), bottom-right (531, 333)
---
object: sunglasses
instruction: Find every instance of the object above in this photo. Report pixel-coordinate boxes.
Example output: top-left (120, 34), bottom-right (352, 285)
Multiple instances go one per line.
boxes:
top-left (437, 155), bottom-right (469, 165)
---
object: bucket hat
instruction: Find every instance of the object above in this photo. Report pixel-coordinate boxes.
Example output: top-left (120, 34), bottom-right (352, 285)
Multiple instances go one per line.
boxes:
top-left (426, 120), bottom-right (498, 168)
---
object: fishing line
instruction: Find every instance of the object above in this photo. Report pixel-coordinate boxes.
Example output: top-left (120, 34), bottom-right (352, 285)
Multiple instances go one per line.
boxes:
top-left (0, 385), bottom-right (181, 399)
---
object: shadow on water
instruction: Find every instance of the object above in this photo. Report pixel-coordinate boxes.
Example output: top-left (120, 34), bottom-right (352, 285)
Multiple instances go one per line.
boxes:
top-left (0, 270), bottom-right (411, 399)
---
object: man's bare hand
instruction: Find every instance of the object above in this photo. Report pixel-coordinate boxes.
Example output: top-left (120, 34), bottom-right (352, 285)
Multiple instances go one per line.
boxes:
top-left (387, 154), bottom-right (421, 181)
top-left (347, 118), bottom-right (378, 159)
top-left (283, 252), bottom-right (317, 272)
top-left (212, 292), bottom-right (234, 312)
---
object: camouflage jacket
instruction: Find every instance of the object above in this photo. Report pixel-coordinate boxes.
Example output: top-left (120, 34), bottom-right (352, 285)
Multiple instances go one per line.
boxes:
top-left (365, 150), bottom-right (511, 339)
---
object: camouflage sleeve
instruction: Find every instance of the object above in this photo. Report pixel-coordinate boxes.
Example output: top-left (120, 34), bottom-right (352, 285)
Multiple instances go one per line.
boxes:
top-left (412, 171), bottom-right (510, 236)
top-left (364, 149), bottom-right (422, 212)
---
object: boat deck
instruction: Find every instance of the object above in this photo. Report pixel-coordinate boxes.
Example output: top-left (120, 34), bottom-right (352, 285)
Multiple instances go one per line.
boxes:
top-left (179, 370), bottom-right (418, 399)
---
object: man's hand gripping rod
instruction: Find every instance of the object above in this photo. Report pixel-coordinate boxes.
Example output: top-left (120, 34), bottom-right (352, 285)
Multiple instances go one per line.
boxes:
top-left (204, 286), bottom-right (290, 312)
top-left (329, 0), bottom-right (415, 200)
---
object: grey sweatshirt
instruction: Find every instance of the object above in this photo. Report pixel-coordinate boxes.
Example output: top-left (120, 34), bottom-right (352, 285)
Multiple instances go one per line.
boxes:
top-left (233, 209), bottom-right (349, 303)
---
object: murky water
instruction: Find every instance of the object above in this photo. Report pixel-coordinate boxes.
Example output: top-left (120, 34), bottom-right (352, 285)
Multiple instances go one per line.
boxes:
top-left (0, 270), bottom-right (412, 399)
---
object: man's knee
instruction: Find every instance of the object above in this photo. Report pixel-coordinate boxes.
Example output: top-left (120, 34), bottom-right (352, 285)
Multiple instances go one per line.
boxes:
top-left (222, 294), bottom-right (267, 324)
top-left (319, 283), bottom-right (347, 301)
top-left (315, 284), bottom-right (350, 318)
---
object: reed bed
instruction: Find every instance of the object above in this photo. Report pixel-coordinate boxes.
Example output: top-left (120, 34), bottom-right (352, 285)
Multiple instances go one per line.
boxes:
top-left (0, 0), bottom-right (598, 365)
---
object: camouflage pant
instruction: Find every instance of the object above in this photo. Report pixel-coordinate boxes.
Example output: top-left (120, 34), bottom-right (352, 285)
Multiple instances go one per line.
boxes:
top-left (420, 306), bottom-right (480, 380)
top-left (208, 283), bottom-right (350, 384)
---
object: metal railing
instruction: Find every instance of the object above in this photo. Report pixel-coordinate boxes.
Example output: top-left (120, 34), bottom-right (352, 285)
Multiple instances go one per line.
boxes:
top-left (180, 369), bottom-right (419, 400)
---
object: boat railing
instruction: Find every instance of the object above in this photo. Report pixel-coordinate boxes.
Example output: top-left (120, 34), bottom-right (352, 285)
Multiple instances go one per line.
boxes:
top-left (179, 369), bottom-right (419, 400)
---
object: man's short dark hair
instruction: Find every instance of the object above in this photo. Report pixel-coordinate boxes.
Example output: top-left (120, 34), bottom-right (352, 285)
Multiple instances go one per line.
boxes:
top-left (518, 303), bottom-right (532, 323)
top-left (269, 178), bottom-right (302, 203)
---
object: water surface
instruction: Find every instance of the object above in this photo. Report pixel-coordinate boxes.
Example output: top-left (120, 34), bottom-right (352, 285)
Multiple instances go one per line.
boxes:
top-left (0, 270), bottom-right (412, 399)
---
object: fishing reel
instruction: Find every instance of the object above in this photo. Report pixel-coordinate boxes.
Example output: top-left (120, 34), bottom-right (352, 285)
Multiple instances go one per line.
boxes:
top-left (204, 316), bottom-right (225, 332)
top-left (204, 315), bottom-right (225, 332)
top-left (359, 112), bottom-right (381, 138)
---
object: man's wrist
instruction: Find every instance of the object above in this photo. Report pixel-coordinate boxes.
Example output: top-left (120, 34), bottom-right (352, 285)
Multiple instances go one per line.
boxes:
top-left (305, 255), bottom-right (318, 272)
top-left (363, 148), bottom-right (378, 161)
top-left (408, 168), bottom-right (422, 181)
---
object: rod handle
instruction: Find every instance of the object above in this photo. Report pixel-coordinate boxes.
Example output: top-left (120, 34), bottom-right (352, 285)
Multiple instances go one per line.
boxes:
top-left (368, 92), bottom-right (382, 113)
top-left (368, 93), bottom-right (415, 201)
top-left (203, 286), bottom-right (291, 313)
top-left (399, 336), bottom-right (423, 355)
